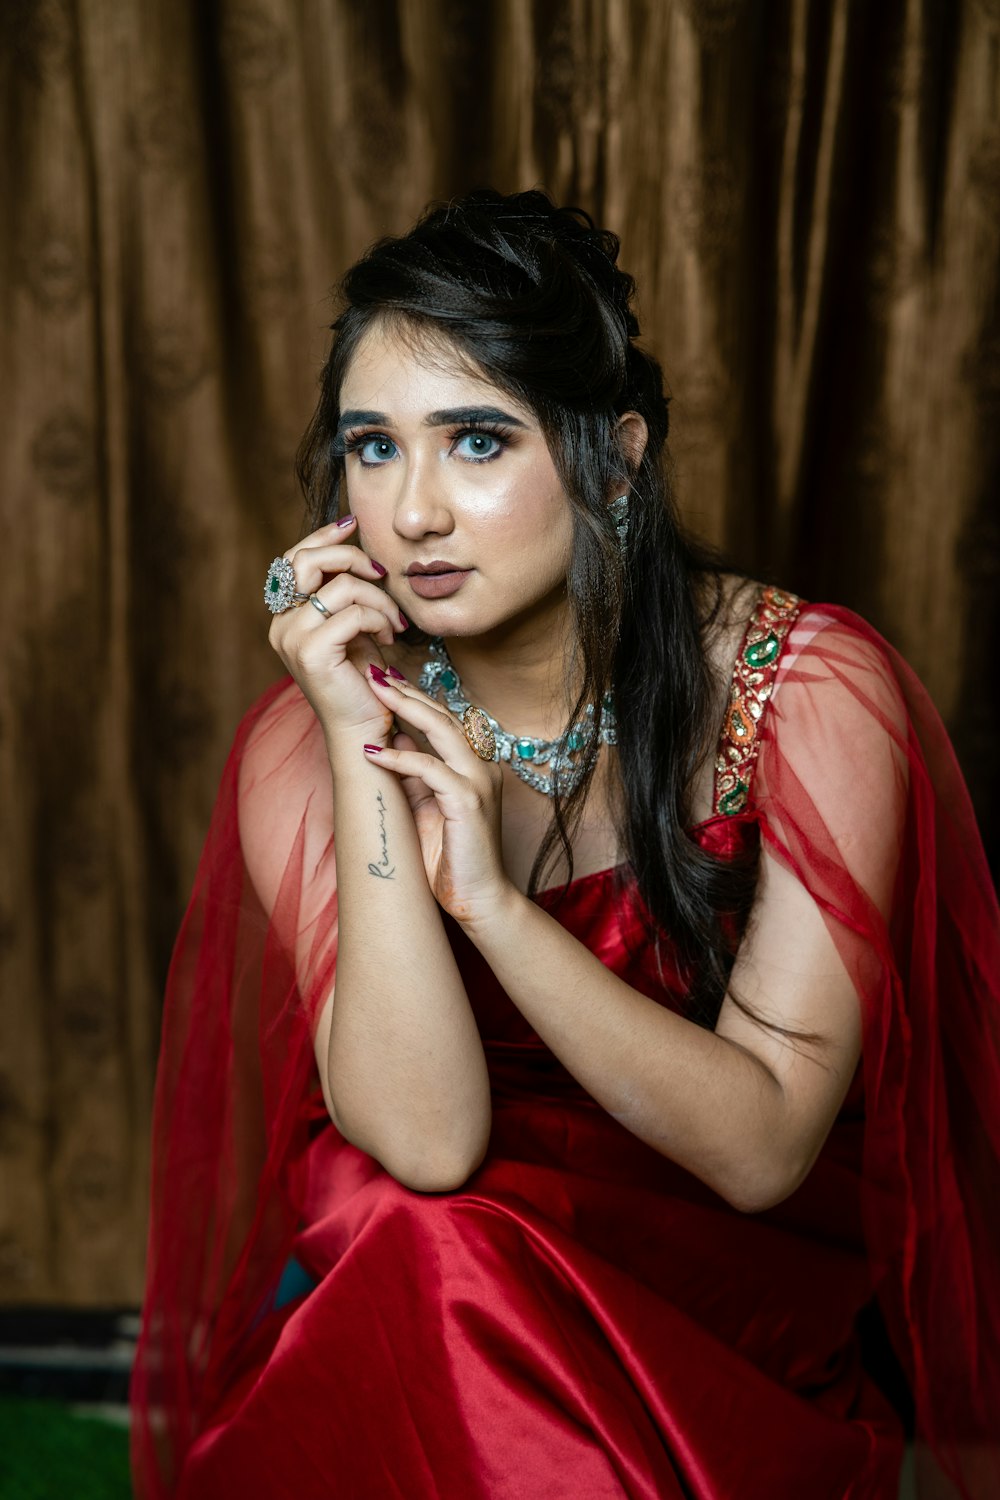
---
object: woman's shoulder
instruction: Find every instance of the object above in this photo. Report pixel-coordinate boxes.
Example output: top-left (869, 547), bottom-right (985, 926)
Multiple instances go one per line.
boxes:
top-left (700, 573), bottom-right (804, 690)
top-left (739, 590), bottom-right (912, 805)
top-left (701, 572), bottom-right (899, 686)
top-left (699, 578), bottom-right (908, 794)
top-left (775, 597), bottom-right (908, 709)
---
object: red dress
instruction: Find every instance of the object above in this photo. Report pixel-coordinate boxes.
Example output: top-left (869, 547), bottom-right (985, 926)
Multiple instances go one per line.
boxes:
top-left (132, 593), bottom-right (1000, 1499)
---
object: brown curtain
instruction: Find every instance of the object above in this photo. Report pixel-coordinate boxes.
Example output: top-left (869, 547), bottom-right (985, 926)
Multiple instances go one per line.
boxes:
top-left (1, 0), bottom-right (996, 1306)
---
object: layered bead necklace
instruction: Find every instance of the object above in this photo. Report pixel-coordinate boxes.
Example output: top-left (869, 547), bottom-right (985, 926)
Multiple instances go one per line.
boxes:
top-left (418, 636), bottom-right (617, 796)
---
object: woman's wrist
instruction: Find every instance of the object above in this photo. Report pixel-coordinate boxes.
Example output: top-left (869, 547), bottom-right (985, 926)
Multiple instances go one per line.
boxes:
top-left (458, 878), bottom-right (527, 941)
top-left (323, 718), bottom-right (392, 760)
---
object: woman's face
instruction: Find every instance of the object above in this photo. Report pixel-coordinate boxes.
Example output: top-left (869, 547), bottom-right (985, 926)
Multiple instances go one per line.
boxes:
top-left (336, 322), bottom-right (576, 640)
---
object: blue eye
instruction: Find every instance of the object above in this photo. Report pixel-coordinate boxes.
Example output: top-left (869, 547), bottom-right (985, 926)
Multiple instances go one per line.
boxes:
top-left (357, 436), bottom-right (397, 466)
top-left (453, 430), bottom-right (504, 461)
top-left (340, 423), bottom-right (513, 467)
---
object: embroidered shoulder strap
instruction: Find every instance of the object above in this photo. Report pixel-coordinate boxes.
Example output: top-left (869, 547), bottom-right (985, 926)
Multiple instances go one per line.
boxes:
top-left (713, 585), bottom-right (804, 817)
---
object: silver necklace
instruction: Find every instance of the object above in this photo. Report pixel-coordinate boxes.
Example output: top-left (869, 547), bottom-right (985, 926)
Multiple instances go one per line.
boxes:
top-left (418, 636), bottom-right (617, 796)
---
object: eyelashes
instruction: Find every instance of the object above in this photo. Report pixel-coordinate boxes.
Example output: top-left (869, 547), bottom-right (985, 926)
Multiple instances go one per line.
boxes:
top-left (332, 421), bottom-right (516, 468)
top-left (338, 434), bottom-right (396, 467)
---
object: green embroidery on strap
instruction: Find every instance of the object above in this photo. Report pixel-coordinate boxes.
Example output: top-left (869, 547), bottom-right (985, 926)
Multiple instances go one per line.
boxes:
top-left (719, 780), bottom-right (749, 817)
top-left (744, 632), bottom-right (780, 669)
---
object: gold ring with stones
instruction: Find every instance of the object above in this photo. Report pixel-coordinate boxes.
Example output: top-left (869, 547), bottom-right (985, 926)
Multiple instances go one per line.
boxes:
top-left (462, 705), bottom-right (497, 761)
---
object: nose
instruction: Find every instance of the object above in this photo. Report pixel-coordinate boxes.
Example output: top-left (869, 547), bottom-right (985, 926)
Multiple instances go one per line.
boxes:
top-left (390, 457), bottom-right (456, 540)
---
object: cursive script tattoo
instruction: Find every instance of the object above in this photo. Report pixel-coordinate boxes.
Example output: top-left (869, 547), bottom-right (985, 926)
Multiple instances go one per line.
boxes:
top-left (368, 790), bottom-right (396, 879)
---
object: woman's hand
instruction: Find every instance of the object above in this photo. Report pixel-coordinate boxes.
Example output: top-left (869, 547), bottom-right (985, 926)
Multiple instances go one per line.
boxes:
top-left (361, 665), bottom-right (515, 927)
top-left (267, 516), bottom-right (409, 744)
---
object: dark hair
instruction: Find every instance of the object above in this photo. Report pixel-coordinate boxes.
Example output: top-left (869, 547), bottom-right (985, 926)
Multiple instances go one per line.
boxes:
top-left (297, 189), bottom-right (810, 1039)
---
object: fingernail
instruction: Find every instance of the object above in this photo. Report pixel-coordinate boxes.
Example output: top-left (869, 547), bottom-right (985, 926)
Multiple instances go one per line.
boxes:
top-left (369, 664), bottom-right (388, 685)
top-left (370, 559), bottom-right (387, 577)
top-left (336, 513), bottom-right (355, 528)
top-left (363, 743), bottom-right (382, 754)
top-left (386, 665), bottom-right (407, 681)
top-left (397, 611), bottom-right (409, 629)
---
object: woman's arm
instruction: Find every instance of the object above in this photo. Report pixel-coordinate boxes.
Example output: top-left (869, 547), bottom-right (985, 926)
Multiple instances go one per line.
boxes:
top-left (362, 616), bottom-right (907, 1211)
top-left (244, 520), bottom-right (492, 1193)
top-left (457, 619), bottom-right (908, 1212)
top-left (237, 693), bottom-right (491, 1193)
top-left (462, 853), bottom-right (862, 1214)
top-left (321, 730), bottom-right (491, 1191)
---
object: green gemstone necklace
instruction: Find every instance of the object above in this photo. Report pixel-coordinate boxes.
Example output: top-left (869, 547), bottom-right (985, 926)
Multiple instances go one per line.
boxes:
top-left (418, 637), bottom-right (617, 796)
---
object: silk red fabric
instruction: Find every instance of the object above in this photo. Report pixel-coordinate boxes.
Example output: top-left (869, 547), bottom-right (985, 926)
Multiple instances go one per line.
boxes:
top-left (131, 602), bottom-right (1000, 1499)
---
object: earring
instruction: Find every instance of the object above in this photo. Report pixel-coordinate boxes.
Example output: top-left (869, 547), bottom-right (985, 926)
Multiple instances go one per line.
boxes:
top-left (608, 493), bottom-right (629, 548)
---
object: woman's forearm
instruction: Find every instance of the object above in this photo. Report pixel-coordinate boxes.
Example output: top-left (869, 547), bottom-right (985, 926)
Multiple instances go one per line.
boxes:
top-left (464, 892), bottom-right (794, 1212)
top-left (324, 734), bottom-right (491, 1190)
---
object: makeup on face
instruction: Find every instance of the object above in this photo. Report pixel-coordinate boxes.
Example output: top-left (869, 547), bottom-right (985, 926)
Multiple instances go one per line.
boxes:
top-left (337, 326), bottom-right (576, 636)
top-left (406, 569), bottom-right (473, 599)
top-left (334, 405), bottom-right (528, 465)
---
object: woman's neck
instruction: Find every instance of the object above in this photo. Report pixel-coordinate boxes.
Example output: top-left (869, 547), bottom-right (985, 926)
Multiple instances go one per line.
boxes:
top-left (440, 606), bottom-right (582, 740)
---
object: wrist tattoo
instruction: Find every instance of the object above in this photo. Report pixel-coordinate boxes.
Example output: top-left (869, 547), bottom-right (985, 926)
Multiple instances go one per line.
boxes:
top-left (368, 790), bottom-right (395, 879)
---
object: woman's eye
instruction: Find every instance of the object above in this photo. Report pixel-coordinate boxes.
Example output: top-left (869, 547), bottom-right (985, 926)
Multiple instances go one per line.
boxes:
top-left (454, 431), bottom-right (503, 461)
top-left (347, 428), bottom-right (507, 465)
top-left (357, 436), bottom-right (397, 465)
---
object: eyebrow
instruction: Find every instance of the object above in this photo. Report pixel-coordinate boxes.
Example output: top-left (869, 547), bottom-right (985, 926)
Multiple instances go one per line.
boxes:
top-left (334, 405), bottom-right (529, 440)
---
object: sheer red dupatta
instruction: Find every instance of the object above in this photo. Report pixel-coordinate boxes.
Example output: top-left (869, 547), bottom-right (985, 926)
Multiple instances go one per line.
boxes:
top-left (756, 606), bottom-right (1000, 1499)
top-left (130, 610), bottom-right (1000, 1500)
top-left (130, 681), bottom-right (338, 1499)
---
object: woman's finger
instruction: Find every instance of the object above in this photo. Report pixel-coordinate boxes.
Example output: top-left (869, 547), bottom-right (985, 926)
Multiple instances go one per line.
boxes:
top-left (271, 576), bottom-right (405, 653)
top-left (361, 743), bottom-right (480, 806)
top-left (288, 514), bottom-right (358, 551)
top-left (368, 665), bottom-right (464, 727)
top-left (367, 668), bottom-right (486, 763)
top-left (312, 572), bottom-right (408, 634)
top-left (389, 732), bottom-right (440, 818)
top-left (283, 541), bottom-right (388, 595)
top-left (290, 603), bottom-right (396, 658)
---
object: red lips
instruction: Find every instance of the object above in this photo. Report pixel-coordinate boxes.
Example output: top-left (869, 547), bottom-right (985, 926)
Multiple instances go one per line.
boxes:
top-left (405, 560), bottom-right (468, 576)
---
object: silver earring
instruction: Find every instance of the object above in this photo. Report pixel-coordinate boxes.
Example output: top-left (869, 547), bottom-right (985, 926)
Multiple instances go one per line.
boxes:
top-left (608, 493), bottom-right (629, 548)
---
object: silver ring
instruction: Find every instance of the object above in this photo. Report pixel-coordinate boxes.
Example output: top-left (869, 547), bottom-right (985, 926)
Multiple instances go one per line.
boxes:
top-left (309, 594), bottom-right (332, 618)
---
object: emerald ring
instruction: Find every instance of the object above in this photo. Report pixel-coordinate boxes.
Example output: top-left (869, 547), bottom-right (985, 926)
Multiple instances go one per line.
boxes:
top-left (264, 557), bottom-right (310, 614)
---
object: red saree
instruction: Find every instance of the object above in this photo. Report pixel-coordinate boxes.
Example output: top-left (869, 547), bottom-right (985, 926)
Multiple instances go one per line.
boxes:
top-left (131, 597), bottom-right (1000, 1499)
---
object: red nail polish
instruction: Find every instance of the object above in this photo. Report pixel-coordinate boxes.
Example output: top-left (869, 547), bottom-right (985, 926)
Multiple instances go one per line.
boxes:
top-left (369, 664), bottom-right (388, 686)
top-left (397, 611), bottom-right (409, 629)
top-left (363, 743), bottom-right (382, 754)
top-left (370, 560), bottom-right (387, 576)
top-left (336, 513), bottom-right (355, 528)
top-left (386, 665), bottom-right (407, 681)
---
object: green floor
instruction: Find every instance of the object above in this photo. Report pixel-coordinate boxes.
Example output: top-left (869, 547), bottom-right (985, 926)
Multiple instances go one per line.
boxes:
top-left (0, 1398), bottom-right (130, 1499)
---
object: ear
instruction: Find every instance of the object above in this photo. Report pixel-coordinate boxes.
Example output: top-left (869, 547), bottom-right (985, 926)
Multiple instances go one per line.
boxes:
top-left (611, 411), bottom-right (648, 489)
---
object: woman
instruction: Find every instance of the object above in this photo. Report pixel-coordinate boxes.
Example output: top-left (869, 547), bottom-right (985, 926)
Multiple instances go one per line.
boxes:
top-left (131, 190), bottom-right (1000, 1499)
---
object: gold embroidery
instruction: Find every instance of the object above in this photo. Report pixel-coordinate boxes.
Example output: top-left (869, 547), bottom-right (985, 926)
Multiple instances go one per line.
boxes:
top-left (713, 585), bottom-right (804, 817)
